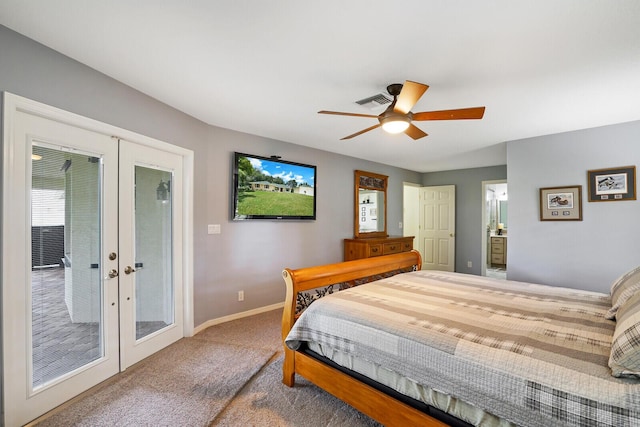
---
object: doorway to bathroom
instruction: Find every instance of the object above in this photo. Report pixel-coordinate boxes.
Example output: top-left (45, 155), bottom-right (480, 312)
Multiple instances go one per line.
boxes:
top-left (481, 180), bottom-right (508, 279)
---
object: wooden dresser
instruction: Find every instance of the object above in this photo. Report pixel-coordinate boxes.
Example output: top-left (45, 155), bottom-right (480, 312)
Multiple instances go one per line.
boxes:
top-left (344, 236), bottom-right (414, 261)
top-left (490, 236), bottom-right (507, 266)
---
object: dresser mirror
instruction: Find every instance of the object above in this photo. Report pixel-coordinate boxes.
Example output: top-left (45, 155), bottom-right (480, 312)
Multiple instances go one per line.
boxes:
top-left (354, 170), bottom-right (388, 238)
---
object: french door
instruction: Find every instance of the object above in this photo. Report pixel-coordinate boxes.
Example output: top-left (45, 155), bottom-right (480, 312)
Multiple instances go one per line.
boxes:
top-left (118, 141), bottom-right (183, 369)
top-left (2, 97), bottom-right (187, 426)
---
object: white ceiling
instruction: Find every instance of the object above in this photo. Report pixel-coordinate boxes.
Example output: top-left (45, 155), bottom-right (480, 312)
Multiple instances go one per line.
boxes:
top-left (2, 1), bottom-right (640, 172)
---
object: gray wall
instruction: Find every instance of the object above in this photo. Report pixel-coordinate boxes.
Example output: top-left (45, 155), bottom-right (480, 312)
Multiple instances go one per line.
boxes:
top-left (419, 121), bottom-right (640, 293)
top-left (507, 122), bottom-right (640, 293)
top-left (0, 25), bottom-right (421, 326)
top-left (422, 166), bottom-right (507, 275)
top-left (4, 22), bottom-right (637, 320)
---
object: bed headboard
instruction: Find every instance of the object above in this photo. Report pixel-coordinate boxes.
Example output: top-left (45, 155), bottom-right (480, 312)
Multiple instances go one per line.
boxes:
top-left (281, 250), bottom-right (422, 339)
top-left (280, 250), bottom-right (422, 386)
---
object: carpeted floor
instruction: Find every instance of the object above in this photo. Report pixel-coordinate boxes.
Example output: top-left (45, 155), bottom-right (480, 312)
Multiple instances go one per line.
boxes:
top-left (212, 353), bottom-right (380, 427)
top-left (32, 309), bottom-right (381, 427)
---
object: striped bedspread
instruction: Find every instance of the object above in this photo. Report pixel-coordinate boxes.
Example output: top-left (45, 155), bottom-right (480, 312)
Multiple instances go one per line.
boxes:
top-left (285, 270), bottom-right (640, 427)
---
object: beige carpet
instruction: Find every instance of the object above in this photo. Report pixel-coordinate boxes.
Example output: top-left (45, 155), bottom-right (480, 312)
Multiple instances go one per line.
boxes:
top-left (212, 353), bottom-right (380, 427)
top-left (33, 309), bottom-right (382, 427)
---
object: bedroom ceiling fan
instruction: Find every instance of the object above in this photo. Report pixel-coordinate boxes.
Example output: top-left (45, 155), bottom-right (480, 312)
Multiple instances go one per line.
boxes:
top-left (318, 80), bottom-right (485, 140)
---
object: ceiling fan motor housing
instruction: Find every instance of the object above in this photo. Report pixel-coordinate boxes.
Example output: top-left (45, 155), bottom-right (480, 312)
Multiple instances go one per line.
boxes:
top-left (378, 110), bottom-right (412, 124)
top-left (380, 83), bottom-right (411, 133)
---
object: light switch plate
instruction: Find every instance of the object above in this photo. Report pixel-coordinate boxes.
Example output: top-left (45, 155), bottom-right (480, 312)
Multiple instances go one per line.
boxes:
top-left (208, 224), bottom-right (221, 234)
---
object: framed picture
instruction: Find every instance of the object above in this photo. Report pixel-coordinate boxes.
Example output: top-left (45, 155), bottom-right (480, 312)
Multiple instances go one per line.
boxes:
top-left (587, 166), bottom-right (636, 202)
top-left (539, 185), bottom-right (583, 221)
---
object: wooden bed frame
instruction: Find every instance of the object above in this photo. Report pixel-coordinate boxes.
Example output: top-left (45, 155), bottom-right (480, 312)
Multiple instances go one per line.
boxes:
top-left (281, 250), bottom-right (452, 427)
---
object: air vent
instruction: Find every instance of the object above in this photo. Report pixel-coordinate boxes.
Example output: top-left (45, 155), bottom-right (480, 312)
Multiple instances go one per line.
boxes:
top-left (355, 93), bottom-right (392, 110)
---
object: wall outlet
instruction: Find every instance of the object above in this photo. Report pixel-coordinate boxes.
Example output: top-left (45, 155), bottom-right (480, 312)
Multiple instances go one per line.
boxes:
top-left (398, 222), bottom-right (403, 229)
top-left (467, 261), bottom-right (472, 268)
top-left (238, 290), bottom-right (244, 301)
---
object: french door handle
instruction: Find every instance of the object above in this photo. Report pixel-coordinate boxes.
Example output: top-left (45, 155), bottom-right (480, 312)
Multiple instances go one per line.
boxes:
top-left (124, 266), bottom-right (136, 275)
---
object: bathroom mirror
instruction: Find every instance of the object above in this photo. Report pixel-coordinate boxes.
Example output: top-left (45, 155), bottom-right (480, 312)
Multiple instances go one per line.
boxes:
top-left (354, 170), bottom-right (388, 238)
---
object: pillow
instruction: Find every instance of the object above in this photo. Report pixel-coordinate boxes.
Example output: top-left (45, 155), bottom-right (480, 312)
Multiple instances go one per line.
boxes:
top-left (609, 290), bottom-right (640, 377)
top-left (605, 265), bottom-right (640, 320)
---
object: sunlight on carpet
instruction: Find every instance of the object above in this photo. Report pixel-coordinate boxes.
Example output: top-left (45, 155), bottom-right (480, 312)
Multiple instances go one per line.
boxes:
top-left (36, 339), bottom-right (275, 426)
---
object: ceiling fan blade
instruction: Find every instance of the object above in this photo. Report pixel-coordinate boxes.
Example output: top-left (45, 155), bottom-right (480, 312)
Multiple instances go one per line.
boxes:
top-left (340, 124), bottom-right (382, 140)
top-left (412, 106), bottom-right (486, 121)
top-left (404, 124), bottom-right (428, 140)
top-left (318, 110), bottom-right (379, 118)
top-left (394, 81), bottom-right (429, 114)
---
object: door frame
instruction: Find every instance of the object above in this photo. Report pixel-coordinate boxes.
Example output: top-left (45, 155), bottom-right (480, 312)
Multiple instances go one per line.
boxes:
top-left (402, 181), bottom-right (420, 243)
top-left (481, 179), bottom-right (507, 277)
top-left (2, 92), bottom-right (194, 425)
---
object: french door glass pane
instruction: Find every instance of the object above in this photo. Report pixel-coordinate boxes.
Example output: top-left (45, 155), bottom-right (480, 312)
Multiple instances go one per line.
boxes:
top-left (134, 166), bottom-right (174, 340)
top-left (31, 145), bottom-right (102, 388)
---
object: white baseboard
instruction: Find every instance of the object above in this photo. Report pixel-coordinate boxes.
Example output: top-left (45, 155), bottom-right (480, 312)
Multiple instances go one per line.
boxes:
top-left (193, 302), bottom-right (284, 335)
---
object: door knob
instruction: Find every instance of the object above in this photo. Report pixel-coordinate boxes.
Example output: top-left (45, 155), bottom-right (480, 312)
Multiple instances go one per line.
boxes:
top-left (108, 269), bottom-right (119, 278)
top-left (124, 266), bottom-right (136, 275)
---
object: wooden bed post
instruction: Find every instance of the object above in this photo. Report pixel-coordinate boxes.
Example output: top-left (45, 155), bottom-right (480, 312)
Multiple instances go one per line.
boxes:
top-left (281, 268), bottom-right (297, 386)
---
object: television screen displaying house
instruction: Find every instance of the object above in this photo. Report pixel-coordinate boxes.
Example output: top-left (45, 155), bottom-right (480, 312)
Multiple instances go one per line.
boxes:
top-left (233, 153), bottom-right (316, 219)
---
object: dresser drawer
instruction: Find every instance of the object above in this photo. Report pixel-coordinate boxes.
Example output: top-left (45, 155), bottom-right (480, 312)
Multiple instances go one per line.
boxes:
top-left (491, 254), bottom-right (505, 264)
top-left (383, 242), bottom-right (402, 255)
top-left (491, 244), bottom-right (504, 254)
top-left (344, 236), bottom-right (414, 261)
top-left (491, 237), bottom-right (504, 245)
top-left (368, 244), bottom-right (383, 257)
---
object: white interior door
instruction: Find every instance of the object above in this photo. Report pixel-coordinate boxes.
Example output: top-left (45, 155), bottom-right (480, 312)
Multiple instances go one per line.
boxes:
top-left (419, 185), bottom-right (456, 271)
top-left (2, 96), bottom-right (189, 426)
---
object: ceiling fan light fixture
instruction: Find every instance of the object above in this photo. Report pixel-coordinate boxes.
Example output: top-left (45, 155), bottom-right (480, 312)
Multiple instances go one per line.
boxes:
top-left (381, 116), bottom-right (410, 134)
top-left (319, 80), bottom-right (484, 140)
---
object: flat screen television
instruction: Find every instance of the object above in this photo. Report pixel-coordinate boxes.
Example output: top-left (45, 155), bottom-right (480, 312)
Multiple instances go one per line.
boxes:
top-left (232, 152), bottom-right (316, 220)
